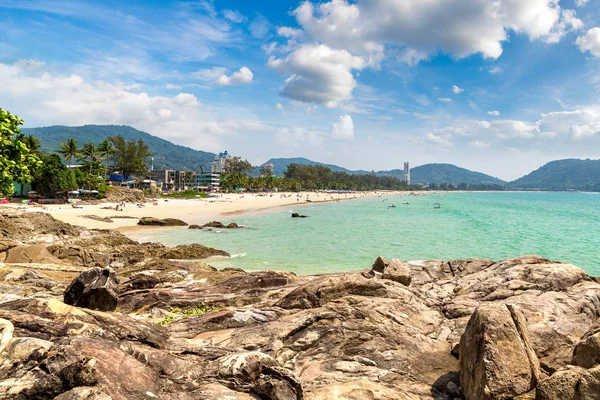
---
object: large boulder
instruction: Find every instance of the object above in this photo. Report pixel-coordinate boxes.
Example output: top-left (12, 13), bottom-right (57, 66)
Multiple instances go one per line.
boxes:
top-left (460, 303), bottom-right (541, 400)
top-left (4, 245), bottom-right (62, 264)
top-left (64, 267), bottom-right (119, 311)
top-left (137, 217), bottom-right (188, 226)
top-left (536, 365), bottom-right (600, 400)
top-left (382, 259), bottom-right (412, 286)
top-left (572, 321), bottom-right (600, 368)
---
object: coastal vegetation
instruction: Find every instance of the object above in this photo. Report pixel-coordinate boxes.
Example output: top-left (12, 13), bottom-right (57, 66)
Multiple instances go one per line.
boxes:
top-left (0, 108), bottom-right (42, 197)
top-left (507, 159), bottom-right (600, 191)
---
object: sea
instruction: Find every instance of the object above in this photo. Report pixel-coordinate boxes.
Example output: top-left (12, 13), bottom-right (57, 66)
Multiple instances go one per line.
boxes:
top-left (134, 192), bottom-right (600, 276)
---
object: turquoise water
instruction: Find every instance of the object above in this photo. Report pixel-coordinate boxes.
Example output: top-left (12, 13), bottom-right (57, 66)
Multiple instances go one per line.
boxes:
top-left (137, 192), bottom-right (600, 276)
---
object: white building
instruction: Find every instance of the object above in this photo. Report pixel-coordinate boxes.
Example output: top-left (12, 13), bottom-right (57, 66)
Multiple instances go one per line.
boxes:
top-left (210, 151), bottom-right (231, 174)
top-left (404, 162), bottom-right (410, 185)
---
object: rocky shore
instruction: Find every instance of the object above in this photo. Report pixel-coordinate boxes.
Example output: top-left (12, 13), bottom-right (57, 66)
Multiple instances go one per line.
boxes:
top-left (1, 209), bottom-right (600, 399)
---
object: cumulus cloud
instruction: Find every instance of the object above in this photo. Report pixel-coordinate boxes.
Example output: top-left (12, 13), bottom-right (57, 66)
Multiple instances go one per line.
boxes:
top-left (488, 110), bottom-right (500, 116)
top-left (217, 67), bottom-right (254, 86)
top-left (192, 67), bottom-right (227, 83)
top-left (577, 28), bottom-right (600, 57)
top-left (330, 115), bottom-right (355, 140)
top-left (268, 44), bottom-right (365, 107)
top-left (539, 107), bottom-right (600, 139)
top-left (575, 0), bottom-right (590, 6)
top-left (276, 103), bottom-right (284, 110)
top-left (0, 60), bottom-right (271, 151)
top-left (452, 85), bottom-right (464, 94)
top-left (292, 0), bottom-right (581, 63)
top-left (489, 66), bottom-right (504, 74)
top-left (277, 26), bottom-right (303, 38)
top-left (438, 98), bottom-right (452, 103)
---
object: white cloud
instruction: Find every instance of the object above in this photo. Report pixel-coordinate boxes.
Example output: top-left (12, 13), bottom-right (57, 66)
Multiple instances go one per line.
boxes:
top-left (539, 107), bottom-right (600, 139)
top-left (292, 0), bottom-right (581, 64)
top-left (276, 103), bottom-right (284, 110)
top-left (438, 97), bottom-right (452, 103)
top-left (470, 140), bottom-right (490, 148)
top-left (268, 44), bottom-right (366, 107)
top-left (222, 9), bottom-right (246, 23)
top-left (0, 60), bottom-right (271, 152)
top-left (452, 85), bottom-right (464, 94)
top-left (577, 28), bottom-right (600, 57)
top-left (575, 0), bottom-right (590, 7)
top-left (488, 110), bottom-right (501, 116)
top-left (425, 132), bottom-right (453, 147)
top-left (192, 67), bottom-right (227, 82)
top-left (249, 14), bottom-right (271, 38)
top-left (164, 84), bottom-right (181, 90)
top-left (489, 66), bottom-right (504, 74)
top-left (217, 67), bottom-right (254, 86)
top-left (330, 115), bottom-right (355, 140)
top-left (277, 26), bottom-right (303, 38)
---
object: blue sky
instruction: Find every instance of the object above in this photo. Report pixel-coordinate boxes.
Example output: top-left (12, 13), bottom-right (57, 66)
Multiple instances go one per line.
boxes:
top-left (2, 0), bottom-right (600, 179)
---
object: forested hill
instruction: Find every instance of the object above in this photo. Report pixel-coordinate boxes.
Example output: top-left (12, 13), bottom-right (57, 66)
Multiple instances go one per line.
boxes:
top-left (410, 163), bottom-right (506, 185)
top-left (261, 158), bottom-right (505, 185)
top-left (21, 125), bottom-right (216, 171)
top-left (261, 157), bottom-right (370, 176)
top-left (507, 159), bottom-right (600, 191)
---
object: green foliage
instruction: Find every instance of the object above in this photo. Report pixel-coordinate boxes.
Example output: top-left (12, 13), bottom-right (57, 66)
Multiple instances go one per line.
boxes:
top-left (0, 108), bottom-right (43, 197)
top-left (74, 161), bottom-right (105, 190)
top-left (109, 135), bottom-right (153, 178)
top-left (281, 163), bottom-right (415, 191)
top-left (157, 302), bottom-right (217, 325)
top-left (410, 163), bottom-right (505, 185)
top-left (57, 138), bottom-right (80, 167)
top-left (507, 159), bottom-right (600, 191)
top-left (22, 125), bottom-right (215, 171)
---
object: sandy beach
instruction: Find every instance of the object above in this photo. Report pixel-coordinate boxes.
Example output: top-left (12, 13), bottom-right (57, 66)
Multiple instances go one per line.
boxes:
top-left (7, 191), bottom-right (397, 232)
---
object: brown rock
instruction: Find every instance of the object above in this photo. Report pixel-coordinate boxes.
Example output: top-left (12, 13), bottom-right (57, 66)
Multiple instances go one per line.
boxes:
top-left (573, 321), bottom-right (600, 368)
top-left (536, 365), bottom-right (600, 400)
top-left (137, 217), bottom-right (188, 226)
top-left (4, 245), bottom-right (62, 264)
top-left (381, 258), bottom-right (412, 286)
top-left (460, 303), bottom-right (541, 400)
top-left (64, 267), bottom-right (119, 311)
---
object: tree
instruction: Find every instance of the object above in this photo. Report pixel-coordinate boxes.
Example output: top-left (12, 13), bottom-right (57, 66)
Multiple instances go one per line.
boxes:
top-left (223, 156), bottom-right (253, 173)
top-left (97, 139), bottom-right (115, 172)
top-left (57, 138), bottom-right (80, 167)
top-left (0, 108), bottom-right (43, 197)
top-left (80, 142), bottom-right (98, 173)
top-left (23, 135), bottom-right (42, 154)
top-left (109, 135), bottom-right (153, 179)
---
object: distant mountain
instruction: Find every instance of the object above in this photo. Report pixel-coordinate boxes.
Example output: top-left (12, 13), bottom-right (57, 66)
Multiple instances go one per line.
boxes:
top-left (261, 157), bottom-right (370, 176)
top-left (507, 159), bottom-right (600, 191)
top-left (409, 163), bottom-right (506, 185)
top-left (22, 125), bottom-right (216, 171)
top-left (261, 158), bottom-right (505, 185)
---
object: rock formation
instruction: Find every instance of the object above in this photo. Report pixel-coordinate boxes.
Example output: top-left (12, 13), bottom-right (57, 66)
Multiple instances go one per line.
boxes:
top-left (1, 210), bottom-right (600, 399)
top-left (137, 217), bottom-right (188, 226)
top-left (63, 267), bottom-right (119, 311)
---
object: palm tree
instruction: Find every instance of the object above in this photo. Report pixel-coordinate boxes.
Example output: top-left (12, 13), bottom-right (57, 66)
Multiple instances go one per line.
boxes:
top-left (81, 142), bottom-right (98, 174)
top-left (23, 135), bottom-right (42, 154)
top-left (97, 140), bottom-right (115, 173)
top-left (57, 138), bottom-right (79, 168)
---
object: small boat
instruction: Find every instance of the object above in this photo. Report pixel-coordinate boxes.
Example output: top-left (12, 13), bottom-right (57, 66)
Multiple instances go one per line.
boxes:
top-left (388, 205), bottom-right (396, 209)
top-left (403, 201), bottom-right (409, 205)
top-left (434, 205), bottom-right (442, 209)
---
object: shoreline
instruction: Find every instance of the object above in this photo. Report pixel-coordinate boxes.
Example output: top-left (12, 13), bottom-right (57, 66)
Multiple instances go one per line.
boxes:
top-left (4, 190), bottom-right (399, 235)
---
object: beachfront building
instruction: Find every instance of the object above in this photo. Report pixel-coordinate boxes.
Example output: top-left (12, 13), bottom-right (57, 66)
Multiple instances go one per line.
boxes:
top-left (186, 172), bottom-right (220, 191)
top-left (210, 151), bottom-right (231, 174)
top-left (150, 169), bottom-right (187, 192)
top-left (404, 162), bottom-right (411, 185)
top-left (262, 163), bottom-right (275, 176)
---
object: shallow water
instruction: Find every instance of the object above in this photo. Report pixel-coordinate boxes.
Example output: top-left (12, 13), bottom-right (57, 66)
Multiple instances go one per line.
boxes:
top-left (137, 192), bottom-right (600, 276)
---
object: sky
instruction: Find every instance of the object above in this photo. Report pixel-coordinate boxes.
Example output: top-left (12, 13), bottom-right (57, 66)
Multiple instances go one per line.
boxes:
top-left (2, 0), bottom-right (600, 180)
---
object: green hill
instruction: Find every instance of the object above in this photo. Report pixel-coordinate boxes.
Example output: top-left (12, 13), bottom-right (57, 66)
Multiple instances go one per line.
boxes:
top-left (261, 158), bottom-right (504, 185)
top-left (22, 125), bottom-right (216, 171)
top-left (261, 157), bottom-right (370, 176)
top-left (409, 163), bottom-right (506, 185)
top-left (507, 159), bottom-right (600, 191)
